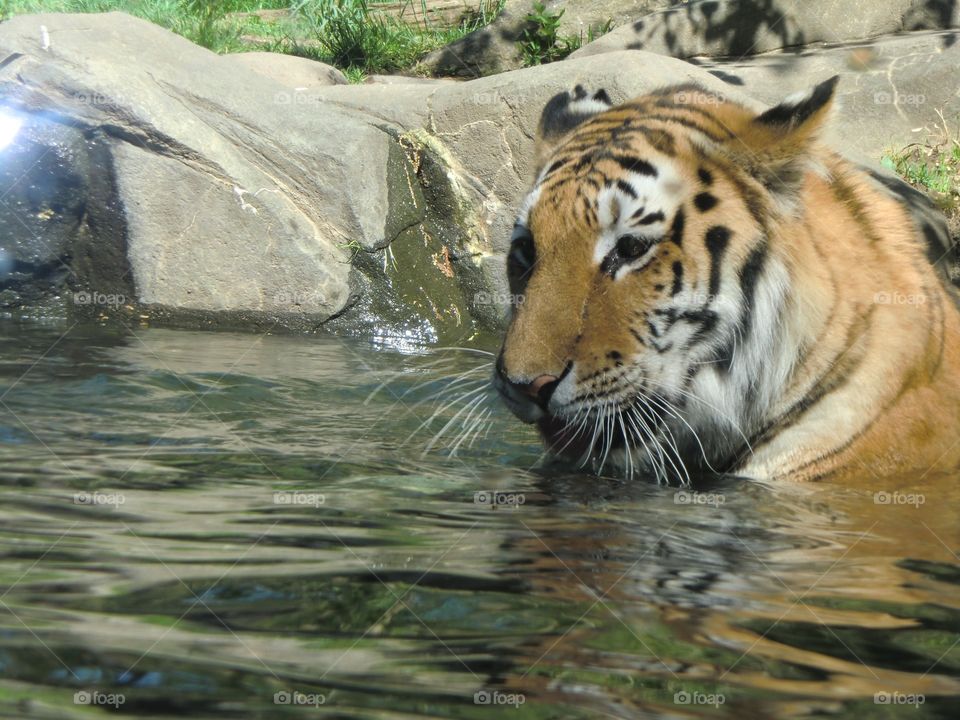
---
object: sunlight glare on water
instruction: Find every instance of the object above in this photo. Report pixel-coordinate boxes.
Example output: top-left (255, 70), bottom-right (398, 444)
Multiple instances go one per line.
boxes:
top-left (0, 111), bottom-right (22, 152)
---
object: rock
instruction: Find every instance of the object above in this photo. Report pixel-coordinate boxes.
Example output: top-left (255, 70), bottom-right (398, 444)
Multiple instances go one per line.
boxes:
top-left (364, 74), bottom-right (459, 86)
top-left (572, 0), bottom-right (960, 60)
top-left (416, 0), bottom-right (677, 78)
top-left (0, 111), bottom-right (124, 317)
top-left (682, 30), bottom-right (960, 165)
top-left (0, 12), bottom-right (482, 342)
top-left (224, 52), bottom-right (348, 89)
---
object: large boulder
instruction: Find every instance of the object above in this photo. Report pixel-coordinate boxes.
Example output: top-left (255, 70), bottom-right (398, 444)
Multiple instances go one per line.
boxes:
top-left (572, 0), bottom-right (960, 59)
top-left (0, 13), bottom-right (484, 342)
top-left (224, 52), bottom-right (348, 89)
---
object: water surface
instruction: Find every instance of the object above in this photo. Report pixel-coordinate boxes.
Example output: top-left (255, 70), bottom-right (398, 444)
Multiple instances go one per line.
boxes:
top-left (0, 319), bottom-right (958, 718)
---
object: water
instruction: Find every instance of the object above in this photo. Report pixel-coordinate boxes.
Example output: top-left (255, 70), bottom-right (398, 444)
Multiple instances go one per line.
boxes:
top-left (0, 319), bottom-right (958, 719)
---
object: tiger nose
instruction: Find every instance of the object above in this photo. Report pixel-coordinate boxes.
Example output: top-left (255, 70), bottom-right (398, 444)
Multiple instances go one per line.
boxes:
top-left (524, 374), bottom-right (560, 408)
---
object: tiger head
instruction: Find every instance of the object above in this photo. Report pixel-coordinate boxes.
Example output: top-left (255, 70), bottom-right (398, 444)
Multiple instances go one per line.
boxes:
top-left (494, 78), bottom-right (841, 481)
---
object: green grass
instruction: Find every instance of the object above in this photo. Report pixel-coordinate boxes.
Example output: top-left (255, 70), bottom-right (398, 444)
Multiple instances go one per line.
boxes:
top-left (0, 0), bottom-right (506, 76)
top-left (286, 0), bottom-right (504, 75)
top-left (882, 139), bottom-right (960, 213)
top-left (519, 1), bottom-right (613, 67)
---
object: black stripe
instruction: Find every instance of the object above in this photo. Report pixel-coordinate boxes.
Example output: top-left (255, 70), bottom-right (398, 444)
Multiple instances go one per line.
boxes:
top-left (543, 159), bottom-right (566, 178)
top-left (705, 226), bottom-right (731, 296)
top-left (668, 208), bottom-right (686, 247)
top-left (682, 308), bottom-right (719, 347)
top-left (633, 210), bottom-right (665, 226)
top-left (737, 241), bottom-right (768, 339)
top-left (616, 179), bottom-right (638, 198)
top-left (831, 175), bottom-right (882, 245)
top-left (698, 167), bottom-right (713, 186)
top-left (608, 154), bottom-right (658, 177)
top-left (696, 152), bottom-right (767, 226)
top-left (671, 261), bottom-right (684, 296)
top-left (641, 112), bottom-right (734, 142)
top-left (629, 327), bottom-right (647, 347)
top-left (637, 126), bottom-right (678, 157)
top-left (709, 340), bottom-right (735, 374)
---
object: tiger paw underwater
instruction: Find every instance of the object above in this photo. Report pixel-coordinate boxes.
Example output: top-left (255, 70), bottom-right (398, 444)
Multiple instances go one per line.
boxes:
top-left (493, 77), bottom-right (960, 483)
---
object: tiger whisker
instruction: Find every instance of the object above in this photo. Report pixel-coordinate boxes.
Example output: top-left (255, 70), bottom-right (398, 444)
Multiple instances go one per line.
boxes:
top-left (646, 391), bottom-right (720, 477)
top-left (449, 398), bottom-right (491, 456)
top-left (407, 383), bottom-right (490, 447)
top-left (425, 392), bottom-right (488, 455)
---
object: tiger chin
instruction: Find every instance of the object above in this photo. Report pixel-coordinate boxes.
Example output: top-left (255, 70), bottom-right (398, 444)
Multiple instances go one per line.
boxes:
top-left (492, 77), bottom-right (960, 484)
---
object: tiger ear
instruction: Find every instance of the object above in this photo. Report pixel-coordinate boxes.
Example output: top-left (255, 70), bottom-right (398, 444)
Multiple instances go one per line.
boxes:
top-left (733, 76), bottom-right (840, 202)
top-left (534, 85), bottom-right (613, 176)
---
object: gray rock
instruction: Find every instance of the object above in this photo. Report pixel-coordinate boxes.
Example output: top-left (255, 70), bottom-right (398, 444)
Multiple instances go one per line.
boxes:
top-left (0, 12), bottom-right (482, 342)
top-left (224, 52), bottom-right (348, 89)
top-left (572, 0), bottom-right (960, 60)
top-left (364, 74), bottom-right (459, 86)
top-left (685, 30), bottom-right (960, 166)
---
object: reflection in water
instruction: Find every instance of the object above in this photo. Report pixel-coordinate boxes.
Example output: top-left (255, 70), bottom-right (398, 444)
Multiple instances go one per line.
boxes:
top-left (0, 319), bottom-right (958, 718)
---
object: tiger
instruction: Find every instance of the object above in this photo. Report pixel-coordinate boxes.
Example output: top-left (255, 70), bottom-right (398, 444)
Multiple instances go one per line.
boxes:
top-left (492, 77), bottom-right (960, 483)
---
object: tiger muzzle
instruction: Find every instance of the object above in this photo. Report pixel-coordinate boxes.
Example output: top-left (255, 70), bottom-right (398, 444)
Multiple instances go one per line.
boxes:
top-left (493, 355), bottom-right (563, 424)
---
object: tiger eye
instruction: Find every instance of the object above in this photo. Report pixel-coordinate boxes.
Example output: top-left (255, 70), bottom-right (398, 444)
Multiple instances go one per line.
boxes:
top-left (616, 234), bottom-right (652, 260)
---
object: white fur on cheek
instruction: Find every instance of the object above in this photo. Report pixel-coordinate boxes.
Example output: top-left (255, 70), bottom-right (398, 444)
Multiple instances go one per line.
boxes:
top-left (592, 162), bottom-right (682, 271)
